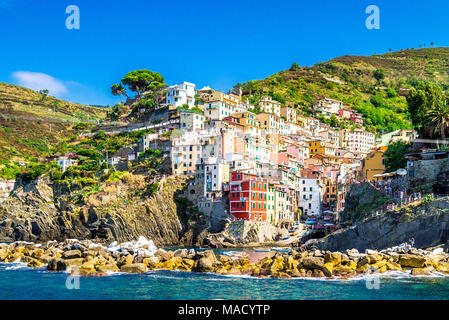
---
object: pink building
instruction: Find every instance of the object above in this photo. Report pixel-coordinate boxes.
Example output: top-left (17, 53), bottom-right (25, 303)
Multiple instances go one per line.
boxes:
top-left (350, 113), bottom-right (364, 125)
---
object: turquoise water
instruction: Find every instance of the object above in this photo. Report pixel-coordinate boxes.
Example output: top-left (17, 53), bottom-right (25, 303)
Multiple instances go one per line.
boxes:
top-left (1, 262), bottom-right (449, 300)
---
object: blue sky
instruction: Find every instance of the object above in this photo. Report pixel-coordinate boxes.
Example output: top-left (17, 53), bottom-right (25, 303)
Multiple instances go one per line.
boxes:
top-left (1, 0), bottom-right (448, 106)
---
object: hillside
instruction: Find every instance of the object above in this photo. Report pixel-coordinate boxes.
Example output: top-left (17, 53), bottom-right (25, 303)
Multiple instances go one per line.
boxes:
top-left (0, 83), bottom-right (109, 162)
top-left (238, 47), bottom-right (449, 132)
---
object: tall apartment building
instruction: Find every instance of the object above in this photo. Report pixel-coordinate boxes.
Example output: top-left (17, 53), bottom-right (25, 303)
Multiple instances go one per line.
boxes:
top-left (339, 129), bottom-right (376, 155)
top-left (229, 172), bottom-right (267, 221)
top-left (296, 177), bottom-right (321, 217)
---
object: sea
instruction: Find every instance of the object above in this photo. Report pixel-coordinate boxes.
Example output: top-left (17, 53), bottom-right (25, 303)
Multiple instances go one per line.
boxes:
top-left (1, 259), bottom-right (449, 300)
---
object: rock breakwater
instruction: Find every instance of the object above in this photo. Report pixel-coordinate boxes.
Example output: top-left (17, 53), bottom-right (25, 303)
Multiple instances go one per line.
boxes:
top-left (1, 237), bottom-right (449, 279)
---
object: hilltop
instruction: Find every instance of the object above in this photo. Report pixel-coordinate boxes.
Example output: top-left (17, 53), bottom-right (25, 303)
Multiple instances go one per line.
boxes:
top-left (0, 83), bottom-right (109, 161)
top-left (238, 47), bottom-right (449, 132)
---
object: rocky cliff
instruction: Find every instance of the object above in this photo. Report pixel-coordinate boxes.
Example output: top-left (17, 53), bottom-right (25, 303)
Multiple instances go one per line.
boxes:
top-left (0, 174), bottom-right (207, 247)
top-left (304, 197), bottom-right (449, 252)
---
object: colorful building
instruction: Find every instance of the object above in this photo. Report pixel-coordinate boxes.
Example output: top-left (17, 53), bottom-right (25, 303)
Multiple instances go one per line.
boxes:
top-left (229, 172), bottom-right (267, 221)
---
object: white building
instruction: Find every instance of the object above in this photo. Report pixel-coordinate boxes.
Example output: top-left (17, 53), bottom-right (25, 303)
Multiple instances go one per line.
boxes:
top-left (203, 157), bottom-right (229, 193)
top-left (339, 129), bottom-right (376, 155)
top-left (313, 98), bottom-right (342, 117)
top-left (296, 178), bottom-right (321, 217)
top-left (57, 158), bottom-right (77, 173)
top-left (166, 82), bottom-right (196, 108)
top-left (258, 96), bottom-right (281, 117)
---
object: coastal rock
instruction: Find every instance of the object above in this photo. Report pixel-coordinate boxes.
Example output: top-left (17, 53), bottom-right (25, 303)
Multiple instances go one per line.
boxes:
top-left (301, 257), bottom-right (324, 270)
top-left (194, 257), bottom-right (214, 272)
top-left (411, 267), bottom-right (434, 276)
top-left (322, 262), bottom-right (334, 276)
top-left (120, 263), bottom-right (147, 273)
top-left (47, 258), bottom-right (67, 271)
top-left (27, 258), bottom-right (42, 268)
top-left (386, 261), bottom-right (402, 271)
top-left (143, 257), bottom-right (160, 269)
top-left (62, 250), bottom-right (82, 259)
top-left (0, 249), bottom-right (8, 261)
top-left (324, 252), bottom-right (342, 265)
top-left (117, 254), bottom-right (134, 267)
top-left (399, 255), bottom-right (427, 268)
top-left (96, 264), bottom-right (119, 273)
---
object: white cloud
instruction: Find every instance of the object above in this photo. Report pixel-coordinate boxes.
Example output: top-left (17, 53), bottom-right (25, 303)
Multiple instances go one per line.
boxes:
top-left (11, 71), bottom-right (69, 96)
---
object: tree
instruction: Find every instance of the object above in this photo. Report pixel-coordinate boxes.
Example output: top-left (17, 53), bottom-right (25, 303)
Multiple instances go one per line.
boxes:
top-left (384, 141), bottom-right (411, 172)
top-left (425, 101), bottom-right (449, 141)
top-left (111, 84), bottom-right (128, 101)
top-left (39, 89), bottom-right (49, 101)
top-left (121, 69), bottom-right (166, 100)
top-left (290, 62), bottom-right (300, 71)
top-left (406, 81), bottom-right (446, 135)
top-left (373, 69), bottom-right (385, 82)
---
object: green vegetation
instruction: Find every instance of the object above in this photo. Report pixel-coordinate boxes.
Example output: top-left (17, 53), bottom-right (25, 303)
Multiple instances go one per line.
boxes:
top-left (421, 193), bottom-right (436, 205)
top-left (0, 82), bottom-right (109, 160)
top-left (384, 141), bottom-right (411, 172)
top-left (237, 48), bottom-right (449, 133)
top-left (407, 81), bottom-right (449, 140)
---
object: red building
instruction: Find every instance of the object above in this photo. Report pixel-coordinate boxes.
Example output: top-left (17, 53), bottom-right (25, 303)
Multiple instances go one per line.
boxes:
top-left (229, 172), bottom-right (267, 221)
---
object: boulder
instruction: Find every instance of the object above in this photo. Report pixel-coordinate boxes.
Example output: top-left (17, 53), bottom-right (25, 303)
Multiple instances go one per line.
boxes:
top-left (346, 249), bottom-right (360, 259)
top-left (435, 262), bottom-right (449, 273)
top-left (174, 249), bottom-right (189, 258)
top-left (117, 254), bottom-right (134, 267)
top-left (96, 264), bottom-right (119, 273)
top-left (27, 258), bottom-right (42, 268)
top-left (179, 258), bottom-right (195, 271)
top-left (218, 255), bottom-right (232, 264)
top-left (301, 257), bottom-right (324, 270)
top-left (312, 269), bottom-right (325, 277)
top-left (47, 258), bottom-right (67, 271)
top-left (367, 253), bottom-right (383, 264)
top-left (155, 249), bottom-right (174, 261)
top-left (411, 267), bottom-right (434, 276)
top-left (120, 263), bottom-right (147, 273)
top-left (270, 257), bottom-right (285, 275)
top-left (63, 258), bottom-right (84, 268)
top-left (333, 265), bottom-right (355, 275)
top-left (143, 257), bottom-right (160, 269)
top-left (399, 255), bottom-right (427, 268)
top-left (357, 256), bottom-right (370, 268)
top-left (194, 257), bottom-right (214, 272)
top-left (324, 252), bottom-right (342, 265)
top-left (322, 262), bottom-right (334, 276)
top-left (38, 254), bottom-right (53, 264)
top-left (386, 261), bottom-right (402, 271)
top-left (62, 250), bottom-right (82, 260)
top-left (0, 249), bottom-right (8, 261)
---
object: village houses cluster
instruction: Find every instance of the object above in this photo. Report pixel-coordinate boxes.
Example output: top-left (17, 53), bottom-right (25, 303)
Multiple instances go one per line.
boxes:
top-left (0, 81), bottom-right (418, 228)
top-left (136, 82), bottom-right (383, 226)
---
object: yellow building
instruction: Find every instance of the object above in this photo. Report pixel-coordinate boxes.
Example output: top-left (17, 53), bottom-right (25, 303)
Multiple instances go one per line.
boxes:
top-left (362, 146), bottom-right (388, 182)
